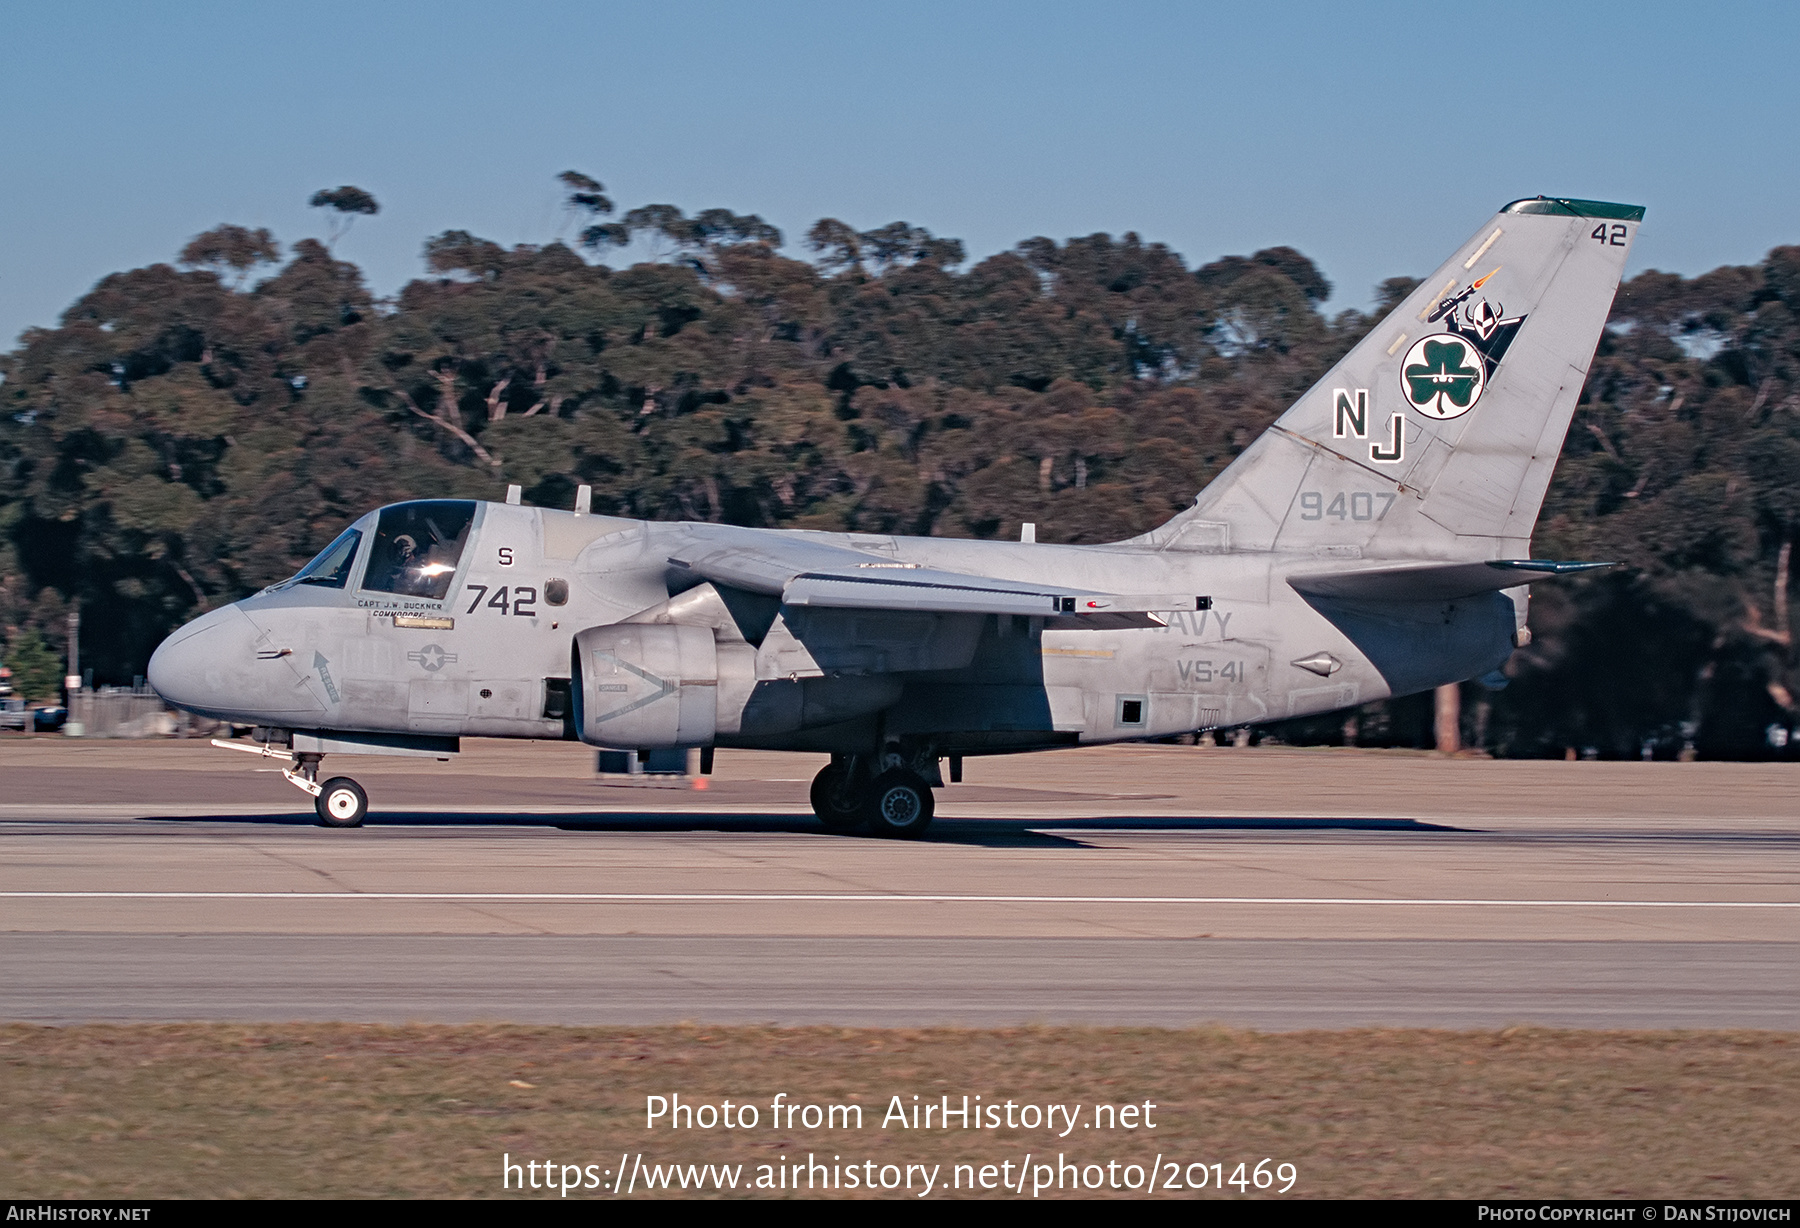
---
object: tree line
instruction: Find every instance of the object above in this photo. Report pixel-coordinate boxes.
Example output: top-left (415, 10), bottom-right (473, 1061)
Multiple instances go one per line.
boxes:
top-left (2, 175), bottom-right (1796, 757)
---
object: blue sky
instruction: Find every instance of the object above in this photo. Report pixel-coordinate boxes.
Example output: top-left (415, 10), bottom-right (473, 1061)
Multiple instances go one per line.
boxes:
top-left (2, 0), bottom-right (1795, 348)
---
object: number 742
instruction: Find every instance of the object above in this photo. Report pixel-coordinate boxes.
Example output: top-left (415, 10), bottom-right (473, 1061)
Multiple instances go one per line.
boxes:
top-left (465, 584), bottom-right (538, 616)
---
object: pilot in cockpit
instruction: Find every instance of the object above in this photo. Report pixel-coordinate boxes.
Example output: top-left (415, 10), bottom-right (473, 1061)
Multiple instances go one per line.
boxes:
top-left (381, 533), bottom-right (423, 594)
top-left (359, 501), bottom-right (477, 602)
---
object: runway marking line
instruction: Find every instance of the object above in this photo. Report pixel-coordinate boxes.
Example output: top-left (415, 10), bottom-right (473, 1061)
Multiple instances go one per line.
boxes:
top-left (2, 891), bottom-right (1795, 908)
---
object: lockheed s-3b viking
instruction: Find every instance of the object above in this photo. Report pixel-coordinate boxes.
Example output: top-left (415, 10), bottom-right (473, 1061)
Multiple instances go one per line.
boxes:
top-left (148, 197), bottom-right (1642, 836)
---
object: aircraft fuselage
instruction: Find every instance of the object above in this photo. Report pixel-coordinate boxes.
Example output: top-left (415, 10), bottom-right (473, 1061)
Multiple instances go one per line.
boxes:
top-left (149, 498), bottom-right (1514, 758)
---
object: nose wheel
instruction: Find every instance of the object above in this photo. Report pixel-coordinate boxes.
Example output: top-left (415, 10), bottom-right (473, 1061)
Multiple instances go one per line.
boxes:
top-left (314, 777), bottom-right (369, 828)
top-left (283, 752), bottom-right (368, 828)
top-left (209, 738), bottom-right (372, 828)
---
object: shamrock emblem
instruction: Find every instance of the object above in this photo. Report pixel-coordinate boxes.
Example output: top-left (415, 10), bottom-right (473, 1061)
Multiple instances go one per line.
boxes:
top-left (1400, 335), bottom-right (1485, 419)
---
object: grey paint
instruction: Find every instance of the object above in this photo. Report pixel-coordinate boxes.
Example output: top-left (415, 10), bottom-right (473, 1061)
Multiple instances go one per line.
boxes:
top-left (148, 200), bottom-right (1639, 764)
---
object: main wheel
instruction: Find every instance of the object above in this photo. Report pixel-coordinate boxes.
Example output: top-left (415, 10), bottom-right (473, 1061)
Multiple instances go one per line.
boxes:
top-left (809, 763), bottom-right (867, 830)
top-left (315, 777), bottom-right (368, 828)
top-left (863, 769), bottom-right (935, 839)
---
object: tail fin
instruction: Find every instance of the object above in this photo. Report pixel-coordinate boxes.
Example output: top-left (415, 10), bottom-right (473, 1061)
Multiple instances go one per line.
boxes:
top-left (1142, 197), bottom-right (1641, 560)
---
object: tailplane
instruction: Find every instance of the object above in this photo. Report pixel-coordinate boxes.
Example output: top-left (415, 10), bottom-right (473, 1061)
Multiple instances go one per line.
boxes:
top-left (1142, 197), bottom-right (1642, 560)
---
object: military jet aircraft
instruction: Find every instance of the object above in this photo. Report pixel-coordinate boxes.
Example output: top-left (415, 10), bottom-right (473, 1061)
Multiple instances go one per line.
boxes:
top-left (148, 196), bottom-right (1641, 835)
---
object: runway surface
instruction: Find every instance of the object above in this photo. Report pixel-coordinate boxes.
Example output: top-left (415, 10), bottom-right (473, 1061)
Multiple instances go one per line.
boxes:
top-left (2, 739), bottom-right (1796, 1029)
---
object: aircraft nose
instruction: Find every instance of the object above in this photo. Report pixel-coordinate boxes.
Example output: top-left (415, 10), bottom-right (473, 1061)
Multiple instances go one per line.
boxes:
top-left (147, 604), bottom-right (265, 716)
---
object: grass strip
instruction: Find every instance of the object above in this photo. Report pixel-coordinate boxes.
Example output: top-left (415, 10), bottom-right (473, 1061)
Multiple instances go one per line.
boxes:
top-left (3, 1023), bottom-right (1794, 1199)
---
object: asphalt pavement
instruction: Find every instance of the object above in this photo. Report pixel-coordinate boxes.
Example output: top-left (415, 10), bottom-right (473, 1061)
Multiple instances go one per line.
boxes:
top-left (2, 739), bottom-right (1794, 1029)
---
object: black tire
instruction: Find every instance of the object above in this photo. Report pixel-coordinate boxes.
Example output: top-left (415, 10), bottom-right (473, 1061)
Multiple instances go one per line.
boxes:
top-left (809, 763), bottom-right (867, 830)
top-left (315, 777), bottom-right (368, 828)
top-left (863, 769), bottom-right (935, 838)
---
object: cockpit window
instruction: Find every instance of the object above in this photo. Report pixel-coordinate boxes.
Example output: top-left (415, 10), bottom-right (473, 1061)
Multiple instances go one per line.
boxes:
top-left (291, 528), bottom-right (363, 589)
top-left (359, 501), bottom-right (477, 600)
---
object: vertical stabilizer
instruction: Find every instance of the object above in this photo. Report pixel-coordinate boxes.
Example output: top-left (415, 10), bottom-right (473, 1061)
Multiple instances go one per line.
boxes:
top-left (1143, 198), bottom-right (1642, 560)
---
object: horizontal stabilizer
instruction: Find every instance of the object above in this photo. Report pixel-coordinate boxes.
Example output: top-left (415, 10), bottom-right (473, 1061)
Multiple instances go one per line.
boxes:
top-left (1287, 559), bottom-right (1613, 603)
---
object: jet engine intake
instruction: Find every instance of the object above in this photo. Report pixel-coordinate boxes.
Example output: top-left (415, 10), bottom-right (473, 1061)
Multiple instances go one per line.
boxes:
top-left (572, 624), bottom-right (718, 748)
top-left (573, 621), bottom-right (909, 748)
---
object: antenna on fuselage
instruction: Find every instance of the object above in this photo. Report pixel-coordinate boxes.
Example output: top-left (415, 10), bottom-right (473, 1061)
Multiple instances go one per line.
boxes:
top-left (504, 484), bottom-right (522, 505)
top-left (574, 485), bottom-right (592, 516)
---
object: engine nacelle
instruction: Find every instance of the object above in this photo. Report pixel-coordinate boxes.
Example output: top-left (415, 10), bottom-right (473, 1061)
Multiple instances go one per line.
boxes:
top-left (572, 623), bottom-right (718, 748)
top-left (572, 617), bottom-right (910, 749)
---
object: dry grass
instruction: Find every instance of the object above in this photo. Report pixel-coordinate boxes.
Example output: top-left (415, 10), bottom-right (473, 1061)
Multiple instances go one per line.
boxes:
top-left (3, 1024), bottom-right (1795, 1199)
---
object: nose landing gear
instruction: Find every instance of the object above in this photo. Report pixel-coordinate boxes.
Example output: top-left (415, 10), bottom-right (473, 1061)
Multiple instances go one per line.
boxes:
top-left (284, 752), bottom-right (368, 828)
top-left (313, 777), bottom-right (369, 828)
top-left (212, 739), bottom-right (371, 828)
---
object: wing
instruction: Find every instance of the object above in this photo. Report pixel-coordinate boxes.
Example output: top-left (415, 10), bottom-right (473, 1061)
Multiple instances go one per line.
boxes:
top-left (668, 537), bottom-right (1202, 623)
top-left (1287, 559), bottom-right (1612, 602)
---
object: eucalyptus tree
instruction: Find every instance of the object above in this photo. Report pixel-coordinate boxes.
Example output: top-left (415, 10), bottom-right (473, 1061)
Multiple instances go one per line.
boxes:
top-left (308, 185), bottom-right (379, 251)
top-left (177, 225), bottom-right (280, 289)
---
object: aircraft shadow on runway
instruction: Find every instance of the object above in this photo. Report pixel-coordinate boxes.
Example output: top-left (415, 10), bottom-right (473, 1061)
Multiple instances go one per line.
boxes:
top-left (137, 811), bottom-right (1465, 847)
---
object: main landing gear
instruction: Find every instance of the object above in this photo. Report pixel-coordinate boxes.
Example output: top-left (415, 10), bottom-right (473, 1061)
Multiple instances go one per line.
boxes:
top-left (809, 761), bottom-right (868, 831)
top-left (808, 756), bottom-right (936, 838)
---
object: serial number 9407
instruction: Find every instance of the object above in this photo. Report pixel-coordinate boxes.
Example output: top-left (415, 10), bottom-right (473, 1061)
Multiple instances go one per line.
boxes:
top-left (1299, 490), bottom-right (1395, 522)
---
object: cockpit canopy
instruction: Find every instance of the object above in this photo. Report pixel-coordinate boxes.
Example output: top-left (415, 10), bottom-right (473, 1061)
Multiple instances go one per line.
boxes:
top-left (290, 526), bottom-right (361, 589)
top-left (360, 501), bottom-right (477, 599)
top-left (284, 500), bottom-right (478, 600)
